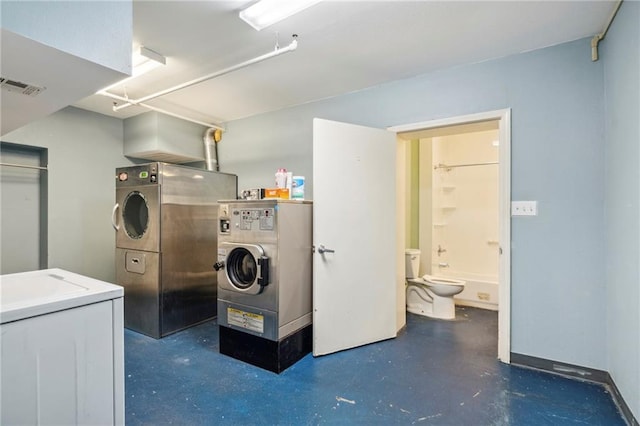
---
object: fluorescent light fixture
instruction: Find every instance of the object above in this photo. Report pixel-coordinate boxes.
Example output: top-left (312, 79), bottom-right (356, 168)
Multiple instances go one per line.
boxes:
top-left (132, 46), bottom-right (166, 77)
top-left (239, 0), bottom-right (322, 31)
top-left (99, 46), bottom-right (166, 92)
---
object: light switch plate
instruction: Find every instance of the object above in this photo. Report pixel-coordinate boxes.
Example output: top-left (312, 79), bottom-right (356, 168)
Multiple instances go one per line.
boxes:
top-left (512, 201), bottom-right (537, 216)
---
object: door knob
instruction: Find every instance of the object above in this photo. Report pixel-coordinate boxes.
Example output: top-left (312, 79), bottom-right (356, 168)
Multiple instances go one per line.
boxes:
top-left (318, 245), bottom-right (335, 254)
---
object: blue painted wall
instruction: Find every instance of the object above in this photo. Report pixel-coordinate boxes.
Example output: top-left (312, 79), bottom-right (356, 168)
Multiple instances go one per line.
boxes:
top-left (603, 1), bottom-right (640, 419)
top-left (221, 38), bottom-right (607, 370)
top-left (3, 107), bottom-right (135, 283)
top-left (5, 7), bottom-right (637, 415)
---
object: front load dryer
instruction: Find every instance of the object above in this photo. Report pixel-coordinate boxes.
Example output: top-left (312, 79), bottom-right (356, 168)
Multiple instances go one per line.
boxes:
top-left (215, 199), bottom-right (312, 373)
top-left (114, 163), bottom-right (237, 338)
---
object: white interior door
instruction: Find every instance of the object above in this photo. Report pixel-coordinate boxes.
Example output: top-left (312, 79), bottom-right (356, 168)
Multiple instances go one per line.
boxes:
top-left (312, 118), bottom-right (397, 356)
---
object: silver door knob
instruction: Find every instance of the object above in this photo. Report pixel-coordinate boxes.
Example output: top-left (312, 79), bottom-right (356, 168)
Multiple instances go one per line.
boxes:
top-left (318, 245), bottom-right (335, 254)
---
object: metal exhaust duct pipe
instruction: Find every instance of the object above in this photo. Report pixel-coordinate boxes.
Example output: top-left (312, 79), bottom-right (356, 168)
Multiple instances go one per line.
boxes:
top-left (203, 128), bottom-right (220, 171)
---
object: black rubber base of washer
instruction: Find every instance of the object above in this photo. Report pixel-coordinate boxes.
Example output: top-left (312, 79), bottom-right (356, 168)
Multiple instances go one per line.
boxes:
top-left (219, 324), bottom-right (312, 374)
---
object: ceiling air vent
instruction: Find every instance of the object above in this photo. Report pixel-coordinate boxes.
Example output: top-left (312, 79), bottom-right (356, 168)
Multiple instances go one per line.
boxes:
top-left (0, 77), bottom-right (46, 97)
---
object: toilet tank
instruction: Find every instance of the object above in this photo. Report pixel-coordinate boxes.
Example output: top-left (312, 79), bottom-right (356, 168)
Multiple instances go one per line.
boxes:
top-left (405, 249), bottom-right (421, 279)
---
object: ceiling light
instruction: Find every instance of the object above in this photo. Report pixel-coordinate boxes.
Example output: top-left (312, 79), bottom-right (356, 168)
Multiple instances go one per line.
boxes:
top-left (98, 46), bottom-right (166, 92)
top-left (132, 46), bottom-right (166, 77)
top-left (239, 0), bottom-right (322, 31)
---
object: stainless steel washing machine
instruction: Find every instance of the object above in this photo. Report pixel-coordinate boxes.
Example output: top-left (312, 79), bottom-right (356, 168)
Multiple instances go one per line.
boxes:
top-left (215, 199), bottom-right (312, 373)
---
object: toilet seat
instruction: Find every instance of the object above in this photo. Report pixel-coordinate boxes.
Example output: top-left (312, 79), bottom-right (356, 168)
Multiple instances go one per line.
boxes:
top-left (422, 274), bottom-right (465, 286)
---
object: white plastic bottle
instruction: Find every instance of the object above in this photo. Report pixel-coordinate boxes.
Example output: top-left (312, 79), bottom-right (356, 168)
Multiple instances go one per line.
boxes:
top-left (275, 168), bottom-right (287, 188)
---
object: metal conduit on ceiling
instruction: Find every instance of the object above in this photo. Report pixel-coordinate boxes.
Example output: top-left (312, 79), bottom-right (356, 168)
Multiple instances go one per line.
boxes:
top-left (98, 36), bottom-right (299, 130)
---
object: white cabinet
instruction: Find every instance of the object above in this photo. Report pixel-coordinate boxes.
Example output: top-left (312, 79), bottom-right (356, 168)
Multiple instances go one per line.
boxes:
top-left (0, 269), bottom-right (124, 425)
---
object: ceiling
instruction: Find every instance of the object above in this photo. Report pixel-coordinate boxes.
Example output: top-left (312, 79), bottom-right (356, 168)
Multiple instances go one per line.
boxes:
top-left (73, 1), bottom-right (617, 129)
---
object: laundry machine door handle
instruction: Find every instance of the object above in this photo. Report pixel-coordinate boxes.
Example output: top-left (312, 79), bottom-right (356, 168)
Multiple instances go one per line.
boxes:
top-left (213, 261), bottom-right (225, 271)
top-left (111, 203), bottom-right (120, 231)
top-left (257, 256), bottom-right (270, 287)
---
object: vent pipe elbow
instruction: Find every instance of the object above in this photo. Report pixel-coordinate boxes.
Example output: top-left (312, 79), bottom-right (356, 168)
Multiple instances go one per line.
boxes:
top-left (591, 0), bottom-right (624, 62)
top-left (591, 35), bottom-right (601, 62)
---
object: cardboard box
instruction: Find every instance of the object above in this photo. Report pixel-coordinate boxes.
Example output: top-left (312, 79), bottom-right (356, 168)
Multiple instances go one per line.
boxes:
top-left (264, 188), bottom-right (290, 199)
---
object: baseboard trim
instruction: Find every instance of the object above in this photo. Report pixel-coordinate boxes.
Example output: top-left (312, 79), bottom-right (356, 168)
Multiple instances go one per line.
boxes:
top-left (510, 353), bottom-right (609, 382)
top-left (605, 371), bottom-right (639, 426)
top-left (511, 353), bottom-right (638, 426)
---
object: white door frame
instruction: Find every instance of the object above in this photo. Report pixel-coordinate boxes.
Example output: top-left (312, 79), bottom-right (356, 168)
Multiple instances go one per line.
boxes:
top-left (389, 108), bottom-right (511, 363)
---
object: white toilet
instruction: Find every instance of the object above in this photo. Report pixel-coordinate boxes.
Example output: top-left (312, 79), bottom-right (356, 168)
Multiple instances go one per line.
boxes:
top-left (405, 249), bottom-right (466, 320)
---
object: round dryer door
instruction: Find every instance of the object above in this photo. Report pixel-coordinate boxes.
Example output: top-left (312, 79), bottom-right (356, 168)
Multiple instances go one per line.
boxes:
top-left (122, 191), bottom-right (149, 239)
top-left (224, 243), bottom-right (270, 295)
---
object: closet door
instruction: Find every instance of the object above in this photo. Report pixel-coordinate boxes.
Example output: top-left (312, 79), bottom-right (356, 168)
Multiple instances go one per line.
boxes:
top-left (0, 143), bottom-right (47, 273)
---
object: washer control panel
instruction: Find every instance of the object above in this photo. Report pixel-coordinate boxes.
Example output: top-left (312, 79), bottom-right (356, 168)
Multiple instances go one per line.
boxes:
top-left (219, 205), bottom-right (276, 234)
top-left (234, 208), bottom-right (275, 231)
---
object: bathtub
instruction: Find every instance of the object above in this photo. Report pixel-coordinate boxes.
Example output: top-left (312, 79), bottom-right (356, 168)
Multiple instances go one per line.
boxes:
top-left (446, 273), bottom-right (499, 311)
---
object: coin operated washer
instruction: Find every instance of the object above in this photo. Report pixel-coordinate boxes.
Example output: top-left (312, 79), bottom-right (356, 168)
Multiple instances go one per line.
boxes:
top-left (215, 200), bottom-right (313, 374)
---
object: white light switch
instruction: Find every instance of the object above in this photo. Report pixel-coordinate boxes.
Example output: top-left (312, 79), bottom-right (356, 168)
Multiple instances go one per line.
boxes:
top-left (511, 201), bottom-right (537, 216)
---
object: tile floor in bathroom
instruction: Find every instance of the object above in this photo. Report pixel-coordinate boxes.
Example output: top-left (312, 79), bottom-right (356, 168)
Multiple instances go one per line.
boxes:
top-left (125, 306), bottom-right (626, 425)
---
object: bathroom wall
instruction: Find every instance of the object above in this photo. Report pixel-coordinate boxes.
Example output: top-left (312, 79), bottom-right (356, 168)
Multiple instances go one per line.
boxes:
top-left (602, 0), bottom-right (640, 420)
top-left (402, 139), bottom-right (423, 251)
top-left (428, 130), bottom-right (499, 282)
top-left (406, 140), bottom-right (421, 249)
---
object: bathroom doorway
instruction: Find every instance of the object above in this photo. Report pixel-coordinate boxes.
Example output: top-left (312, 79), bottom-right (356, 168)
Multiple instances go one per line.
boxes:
top-left (390, 109), bottom-right (511, 363)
